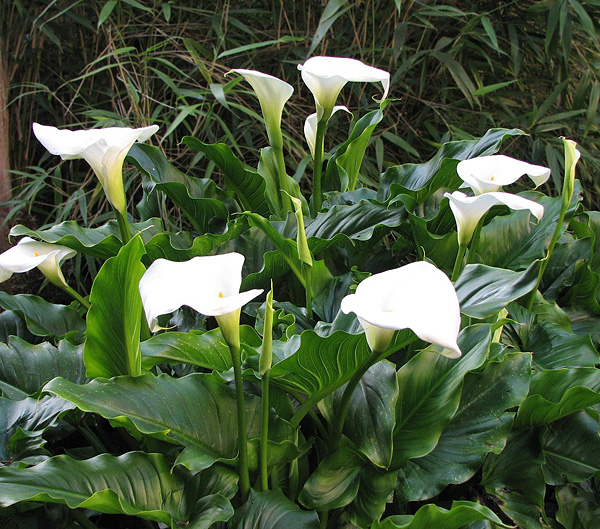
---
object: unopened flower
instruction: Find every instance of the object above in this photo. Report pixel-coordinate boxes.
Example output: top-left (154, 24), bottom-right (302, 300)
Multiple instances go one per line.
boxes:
top-left (33, 123), bottom-right (159, 214)
top-left (304, 106), bottom-right (350, 158)
top-left (341, 261), bottom-right (461, 357)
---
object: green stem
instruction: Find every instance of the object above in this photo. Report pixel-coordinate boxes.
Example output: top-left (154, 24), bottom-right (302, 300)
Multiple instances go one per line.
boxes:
top-left (60, 283), bottom-right (91, 310)
top-left (451, 243), bottom-right (468, 282)
top-left (71, 508), bottom-right (99, 529)
top-left (274, 146), bottom-right (293, 216)
top-left (115, 209), bottom-right (132, 244)
top-left (466, 220), bottom-right (484, 265)
top-left (260, 369), bottom-right (271, 492)
top-left (329, 348), bottom-right (381, 454)
top-left (311, 119), bottom-right (328, 215)
top-left (230, 343), bottom-right (250, 500)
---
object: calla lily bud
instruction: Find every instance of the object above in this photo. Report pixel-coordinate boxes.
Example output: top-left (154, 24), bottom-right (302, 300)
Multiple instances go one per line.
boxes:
top-left (444, 190), bottom-right (544, 246)
top-left (298, 56), bottom-right (390, 120)
top-left (341, 261), bottom-right (461, 357)
top-left (33, 123), bottom-right (159, 215)
top-left (259, 286), bottom-right (274, 376)
top-left (232, 69), bottom-right (293, 149)
top-left (304, 106), bottom-right (350, 158)
top-left (138, 253), bottom-right (262, 348)
top-left (457, 154), bottom-right (550, 195)
top-left (0, 237), bottom-right (76, 289)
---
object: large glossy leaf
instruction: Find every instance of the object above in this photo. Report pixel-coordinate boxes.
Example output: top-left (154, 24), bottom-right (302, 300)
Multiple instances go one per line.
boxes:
top-left (10, 218), bottom-right (162, 259)
top-left (231, 489), bottom-right (319, 529)
top-left (0, 310), bottom-right (30, 343)
top-left (305, 199), bottom-right (406, 242)
top-left (455, 260), bottom-right (541, 318)
top-left (542, 412), bottom-right (600, 484)
top-left (182, 137), bottom-right (271, 217)
top-left (324, 106), bottom-right (386, 192)
top-left (0, 336), bottom-right (85, 395)
top-left (478, 184), bottom-right (582, 270)
top-left (0, 293), bottom-right (85, 339)
top-left (320, 360), bottom-right (399, 468)
top-left (556, 481), bottom-right (600, 529)
top-left (0, 396), bottom-right (74, 465)
top-left (378, 128), bottom-right (525, 202)
top-left (372, 501), bottom-right (503, 529)
top-left (141, 326), bottom-right (261, 371)
top-left (45, 373), bottom-right (296, 472)
top-left (481, 428), bottom-right (546, 529)
top-left (516, 368), bottom-right (600, 426)
top-left (270, 331), bottom-right (372, 405)
top-left (396, 352), bottom-right (531, 502)
top-left (129, 143), bottom-right (232, 232)
top-left (299, 438), bottom-right (396, 526)
top-left (391, 324), bottom-right (491, 468)
top-left (84, 236), bottom-right (146, 378)
top-left (0, 451), bottom-right (234, 526)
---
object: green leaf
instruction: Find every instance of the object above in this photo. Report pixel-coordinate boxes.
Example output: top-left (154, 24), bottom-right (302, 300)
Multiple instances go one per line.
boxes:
top-left (556, 481), bottom-right (600, 529)
top-left (391, 324), bottom-right (491, 468)
top-left (372, 501), bottom-right (503, 529)
top-left (516, 368), bottom-right (600, 426)
top-left (324, 106), bottom-right (386, 192)
top-left (10, 218), bottom-right (162, 259)
top-left (378, 128), bottom-right (525, 202)
top-left (397, 352), bottom-right (531, 502)
top-left (0, 293), bottom-right (85, 339)
top-left (455, 260), bottom-right (541, 318)
top-left (45, 373), bottom-right (296, 472)
top-left (0, 396), bottom-right (74, 465)
top-left (481, 428), bottom-right (546, 529)
top-left (97, 0), bottom-right (117, 27)
top-left (182, 137), bottom-right (271, 217)
top-left (84, 235), bottom-right (146, 378)
top-left (0, 451), bottom-right (232, 526)
top-left (320, 360), bottom-right (399, 468)
top-left (543, 412), bottom-right (600, 484)
top-left (231, 489), bottom-right (319, 528)
top-left (141, 326), bottom-right (261, 371)
top-left (128, 143), bottom-right (232, 232)
top-left (0, 336), bottom-right (85, 395)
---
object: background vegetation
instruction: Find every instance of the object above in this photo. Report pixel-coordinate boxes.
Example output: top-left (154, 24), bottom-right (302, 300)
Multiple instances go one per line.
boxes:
top-left (2, 0), bottom-right (600, 231)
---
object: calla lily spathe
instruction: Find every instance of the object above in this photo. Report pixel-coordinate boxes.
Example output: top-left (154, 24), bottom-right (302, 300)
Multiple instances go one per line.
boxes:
top-left (304, 106), bottom-right (350, 158)
top-left (457, 154), bottom-right (550, 195)
top-left (32, 123), bottom-right (159, 214)
top-left (0, 237), bottom-right (75, 288)
top-left (445, 190), bottom-right (545, 246)
top-left (298, 56), bottom-right (390, 120)
top-left (340, 261), bottom-right (462, 357)
top-left (138, 253), bottom-right (262, 346)
top-left (232, 69), bottom-right (293, 148)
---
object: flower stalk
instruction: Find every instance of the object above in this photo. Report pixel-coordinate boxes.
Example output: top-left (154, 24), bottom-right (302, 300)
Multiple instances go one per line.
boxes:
top-left (311, 118), bottom-right (328, 215)
top-left (259, 286), bottom-right (274, 491)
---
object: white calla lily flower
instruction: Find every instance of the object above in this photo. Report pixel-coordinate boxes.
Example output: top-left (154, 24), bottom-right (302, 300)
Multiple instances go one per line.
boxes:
top-left (445, 190), bottom-right (544, 246)
top-left (232, 69), bottom-right (293, 148)
top-left (139, 253), bottom-right (262, 347)
top-left (33, 123), bottom-right (159, 214)
top-left (304, 106), bottom-right (350, 158)
top-left (457, 154), bottom-right (550, 195)
top-left (0, 237), bottom-right (76, 288)
top-left (298, 56), bottom-right (390, 120)
top-left (341, 261), bottom-right (461, 357)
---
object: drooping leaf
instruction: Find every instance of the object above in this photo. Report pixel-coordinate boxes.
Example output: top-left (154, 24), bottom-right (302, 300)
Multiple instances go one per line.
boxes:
top-left (391, 324), bottom-right (491, 468)
top-left (0, 293), bottom-right (85, 339)
top-left (0, 336), bottom-right (85, 395)
top-left (84, 235), bottom-right (146, 378)
top-left (481, 428), bottom-right (546, 529)
top-left (231, 489), bottom-right (319, 529)
top-left (45, 373), bottom-right (296, 472)
top-left (372, 501), bottom-right (503, 529)
top-left (0, 451), bottom-right (233, 526)
top-left (128, 143), bottom-right (233, 232)
top-left (396, 352), bottom-right (531, 502)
